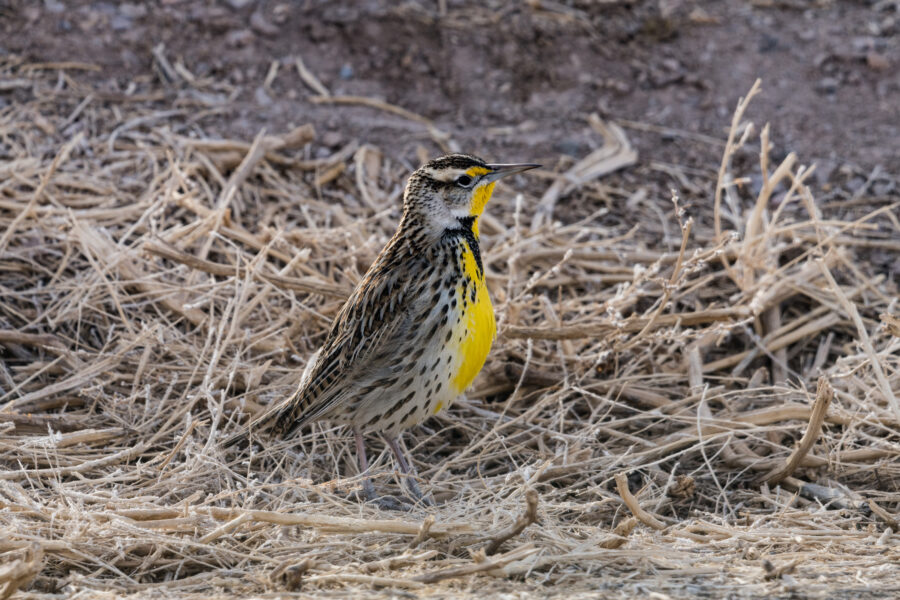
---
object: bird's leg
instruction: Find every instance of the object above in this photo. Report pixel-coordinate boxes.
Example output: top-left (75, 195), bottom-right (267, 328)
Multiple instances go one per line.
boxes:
top-left (354, 428), bottom-right (376, 501)
top-left (385, 434), bottom-right (433, 505)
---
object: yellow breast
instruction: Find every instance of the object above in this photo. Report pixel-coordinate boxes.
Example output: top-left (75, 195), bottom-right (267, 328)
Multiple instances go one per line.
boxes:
top-left (451, 240), bottom-right (496, 394)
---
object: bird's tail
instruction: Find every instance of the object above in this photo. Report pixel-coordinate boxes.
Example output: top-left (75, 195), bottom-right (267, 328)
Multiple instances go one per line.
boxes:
top-left (222, 350), bottom-right (321, 449)
top-left (221, 411), bottom-right (276, 449)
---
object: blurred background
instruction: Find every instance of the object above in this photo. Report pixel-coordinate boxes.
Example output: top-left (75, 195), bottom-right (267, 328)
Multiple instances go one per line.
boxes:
top-left (4, 0), bottom-right (898, 176)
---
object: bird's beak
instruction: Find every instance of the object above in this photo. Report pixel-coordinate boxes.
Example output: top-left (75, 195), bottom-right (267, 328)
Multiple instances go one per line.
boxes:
top-left (484, 162), bottom-right (541, 183)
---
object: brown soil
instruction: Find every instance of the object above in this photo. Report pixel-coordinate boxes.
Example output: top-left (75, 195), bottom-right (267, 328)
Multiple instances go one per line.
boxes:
top-left (4, 0), bottom-right (899, 175)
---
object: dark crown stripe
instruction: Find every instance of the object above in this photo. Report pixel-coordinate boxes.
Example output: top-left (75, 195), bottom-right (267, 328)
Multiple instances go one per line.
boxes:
top-left (420, 153), bottom-right (488, 172)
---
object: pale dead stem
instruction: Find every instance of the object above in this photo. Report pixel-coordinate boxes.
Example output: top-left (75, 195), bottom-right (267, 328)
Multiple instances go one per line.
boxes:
top-left (0, 64), bottom-right (898, 598)
top-left (765, 377), bottom-right (833, 484)
top-left (531, 116), bottom-right (638, 232)
top-left (310, 95), bottom-right (458, 153)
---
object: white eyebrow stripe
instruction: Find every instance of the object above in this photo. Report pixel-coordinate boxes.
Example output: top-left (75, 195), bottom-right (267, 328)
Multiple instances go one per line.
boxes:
top-left (421, 167), bottom-right (468, 182)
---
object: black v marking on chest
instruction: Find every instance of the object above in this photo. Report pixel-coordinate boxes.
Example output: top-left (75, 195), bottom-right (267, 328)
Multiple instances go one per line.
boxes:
top-left (445, 216), bottom-right (483, 278)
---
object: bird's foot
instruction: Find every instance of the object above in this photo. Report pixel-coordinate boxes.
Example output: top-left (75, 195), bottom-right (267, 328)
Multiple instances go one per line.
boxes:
top-left (370, 494), bottom-right (408, 511)
top-left (350, 480), bottom-right (411, 511)
top-left (363, 477), bottom-right (377, 502)
top-left (403, 476), bottom-right (435, 507)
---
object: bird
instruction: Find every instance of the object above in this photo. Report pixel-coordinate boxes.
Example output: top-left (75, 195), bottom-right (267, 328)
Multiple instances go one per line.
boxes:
top-left (225, 153), bottom-right (540, 503)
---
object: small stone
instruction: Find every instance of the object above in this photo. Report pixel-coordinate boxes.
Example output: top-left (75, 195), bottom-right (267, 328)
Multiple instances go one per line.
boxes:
top-left (816, 77), bottom-right (839, 94)
top-left (225, 0), bottom-right (255, 9)
top-left (321, 131), bottom-right (343, 148)
top-left (118, 3), bottom-right (147, 18)
top-left (272, 3), bottom-right (290, 23)
top-left (121, 49), bottom-right (140, 67)
top-left (846, 176), bottom-right (866, 193)
top-left (812, 160), bottom-right (835, 188)
top-left (758, 33), bottom-right (778, 53)
top-left (872, 179), bottom-right (895, 196)
top-left (110, 15), bottom-right (132, 31)
top-left (250, 10), bottom-right (279, 35)
top-left (661, 58), bottom-right (681, 72)
top-left (867, 51), bottom-right (890, 71)
top-left (554, 138), bottom-right (583, 157)
top-left (852, 36), bottom-right (873, 53)
top-left (602, 78), bottom-right (631, 94)
top-left (254, 86), bottom-right (272, 106)
top-left (339, 64), bottom-right (354, 80)
top-left (688, 7), bottom-right (717, 24)
top-left (226, 28), bottom-right (254, 47)
top-left (94, 2), bottom-right (117, 15)
top-left (44, 0), bottom-right (65, 13)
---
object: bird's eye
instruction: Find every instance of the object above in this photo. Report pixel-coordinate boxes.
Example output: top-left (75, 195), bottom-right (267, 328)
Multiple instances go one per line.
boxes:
top-left (455, 174), bottom-right (474, 188)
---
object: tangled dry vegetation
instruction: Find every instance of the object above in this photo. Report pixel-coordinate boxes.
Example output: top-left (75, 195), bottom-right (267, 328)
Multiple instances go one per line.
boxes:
top-left (1, 59), bottom-right (899, 599)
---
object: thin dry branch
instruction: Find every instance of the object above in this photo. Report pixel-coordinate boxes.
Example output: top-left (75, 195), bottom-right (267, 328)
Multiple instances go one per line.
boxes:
top-left (531, 116), bottom-right (637, 231)
top-left (600, 517), bottom-right (638, 549)
top-left (482, 488), bottom-right (539, 555)
top-left (143, 239), bottom-right (348, 298)
top-left (0, 543), bottom-right (43, 600)
top-left (818, 258), bottom-right (899, 419)
top-left (615, 473), bottom-right (667, 530)
top-left (714, 78), bottom-right (762, 284)
top-left (410, 545), bottom-right (537, 584)
top-left (205, 507), bottom-right (471, 538)
top-left (309, 95), bottom-right (455, 150)
top-left (295, 57), bottom-right (330, 96)
top-left (2, 59), bottom-right (898, 599)
top-left (764, 377), bottom-right (833, 484)
top-left (505, 307), bottom-right (748, 340)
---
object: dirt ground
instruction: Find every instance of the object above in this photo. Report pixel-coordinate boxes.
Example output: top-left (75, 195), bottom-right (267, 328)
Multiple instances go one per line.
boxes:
top-left (4, 0), bottom-right (900, 175)
top-left (2, 1), bottom-right (900, 599)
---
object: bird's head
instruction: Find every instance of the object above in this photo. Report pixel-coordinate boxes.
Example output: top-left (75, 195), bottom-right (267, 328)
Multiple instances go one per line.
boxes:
top-left (402, 154), bottom-right (539, 238)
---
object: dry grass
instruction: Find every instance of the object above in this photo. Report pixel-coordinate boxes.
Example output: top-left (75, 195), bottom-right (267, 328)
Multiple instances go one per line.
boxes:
top-left (1, 56), bottom-right (899, 599)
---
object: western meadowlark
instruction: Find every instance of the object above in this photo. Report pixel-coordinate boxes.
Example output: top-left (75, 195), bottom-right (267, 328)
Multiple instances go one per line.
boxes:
top-left (225, 154), bottom-right (539, 503)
